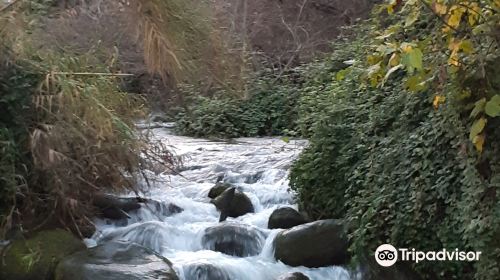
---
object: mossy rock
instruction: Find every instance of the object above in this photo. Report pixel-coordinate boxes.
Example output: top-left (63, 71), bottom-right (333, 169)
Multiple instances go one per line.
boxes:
top-left (0, 229), bottom-right (85, 280)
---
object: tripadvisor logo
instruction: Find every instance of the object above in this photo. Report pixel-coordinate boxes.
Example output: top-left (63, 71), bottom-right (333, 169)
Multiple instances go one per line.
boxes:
top-left (374, 244), bottom-right (482, 267)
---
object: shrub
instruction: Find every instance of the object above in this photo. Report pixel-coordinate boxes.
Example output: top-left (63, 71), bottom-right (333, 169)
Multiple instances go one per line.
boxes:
top-left (289, 22), bottom-right (500, 279)
top-left (174, 76), bottom-right (300, 138)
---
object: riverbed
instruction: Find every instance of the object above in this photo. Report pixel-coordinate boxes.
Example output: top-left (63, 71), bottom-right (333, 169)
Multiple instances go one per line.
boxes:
top-left (89, 125), bottom-right (352, 280)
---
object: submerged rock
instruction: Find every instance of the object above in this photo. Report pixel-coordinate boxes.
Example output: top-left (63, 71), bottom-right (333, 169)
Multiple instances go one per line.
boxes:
top-left (274, 219), bottom-right (349, 267)
top-left (0, 229), bottom-right (85, 280)
top-left (268, 207), bottom-right (308, 229)
top-left (141, 199), bottom-right (184, 217)
top-left (183, 263), bottom-right (231, 280)
top-left (202, 222), bottom-right (266, 257)
top-left (98, 221), bottom-right (169, 254)
top-left (211, 187), bottom-right (254, 221)
top-left (55, 241), bottom-right (178, 280)
top-left (277, 272), bottom-right (310, 280)
top-left (93, 194), bottom-right (141, 220)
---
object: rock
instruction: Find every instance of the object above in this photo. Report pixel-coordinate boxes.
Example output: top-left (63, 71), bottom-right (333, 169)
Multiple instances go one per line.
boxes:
top-left (141, 199), bottom-right (183, 217)
top-left (277, 272), bottom-right (310, 280)
top-left (93, 194), bottom-right (141, 220)
top-left (55, 241), bottom-right (178, 280)
top-left (268, 207), bottom-right (307, 229)
top-left (211, 187), bottom-right (254, 221)
top-left (93, 194), bottom-right (182, 222)
top-left (207, 182), bottom-right (232, 199)
top-left (202, 222), bottom-right (266, 257)
top-left (98, 221), bottom-right (169, 254)
top-left (183, 263), bottom-right (231, 280)
top-left (0, 229), bottom-right (85, 280)
top-left (274, 219), bottom-right (349, 268)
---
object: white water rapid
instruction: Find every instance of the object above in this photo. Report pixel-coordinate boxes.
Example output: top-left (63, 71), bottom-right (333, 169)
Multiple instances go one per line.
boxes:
top-left (88, 125), bottom-right (352, 280)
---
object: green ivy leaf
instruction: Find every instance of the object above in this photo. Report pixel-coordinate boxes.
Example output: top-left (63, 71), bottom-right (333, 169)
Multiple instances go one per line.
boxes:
top-left (408, 48), bottom-right (423, 70)
top-left (402, 47), bottom-right (423, 74)
top-left (485, 95), bottom-right (500, 117)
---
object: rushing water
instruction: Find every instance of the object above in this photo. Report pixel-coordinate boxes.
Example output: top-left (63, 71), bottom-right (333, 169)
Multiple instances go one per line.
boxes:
top-left (89, 125), bottom-right (352, 280)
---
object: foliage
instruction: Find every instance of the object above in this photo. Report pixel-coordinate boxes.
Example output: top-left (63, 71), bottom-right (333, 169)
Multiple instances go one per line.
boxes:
top-left (0, 1), bottom-right (174, 238)
top-left (289, 20), bottom-right (500, 279)
top-left (174, 76), bottom-right (300, 138)
top-left (368, 0), bottom-right (500, 153)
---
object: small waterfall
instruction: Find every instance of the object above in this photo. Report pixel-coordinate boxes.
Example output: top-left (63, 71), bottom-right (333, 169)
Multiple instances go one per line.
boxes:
top-left (90, 126), bottom-right (353, 280)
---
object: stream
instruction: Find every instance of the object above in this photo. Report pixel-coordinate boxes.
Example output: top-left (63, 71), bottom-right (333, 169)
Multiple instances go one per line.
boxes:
top-left (88, 125), bottom-right (352, 280)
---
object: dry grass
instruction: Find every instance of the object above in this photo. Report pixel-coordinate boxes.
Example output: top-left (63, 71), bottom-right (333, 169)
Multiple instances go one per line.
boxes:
top-left (1, 2), bottom-right (177, 238)
top-left (25, 52), bottom-right (176, 237)
top-left (136, 0), bottom-right (212, 83)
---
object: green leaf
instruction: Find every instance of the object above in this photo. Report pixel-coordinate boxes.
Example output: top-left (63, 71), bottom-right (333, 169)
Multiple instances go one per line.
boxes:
top-left (405, 74), bottom-right (426, 92)
top-left (336, 69), bottom-right (350, 81)
top-left (469, 117), bottom-right (487, 141)
top-left (408, 48), bottom-right (423, 70)
top-left (470, 98), bottom-right (486, 118)
top-left (402, 47), bottom-right (423, 74)
top-left (281, 136), bottom-right (290, 143)
top-left (485, 95), bottom-right (500, 117)
top-left (405, 9), bottom-right (420, 27)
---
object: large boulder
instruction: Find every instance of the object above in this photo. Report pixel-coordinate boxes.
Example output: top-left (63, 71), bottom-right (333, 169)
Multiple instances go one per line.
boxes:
top-left (202, 222), bottom-right (266, 257)
top-left (274, 219), bottom-right (349, 267)
top-left (211, 187), bottom-right (254, 221)
top-left (277, 272), bottom-right (310, 280)
top-left (183, 263), bottom-right (231, 280)
top-left (0, 229), bottom-right (85, 280)
top-left (268, 207), bottom-right (308, 229)
top-left (55, 241), bottom-right (178, 280)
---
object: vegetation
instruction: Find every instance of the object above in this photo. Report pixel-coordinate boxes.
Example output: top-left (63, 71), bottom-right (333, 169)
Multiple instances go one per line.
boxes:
top-left (0, 0), bottom-right (175, 238)
top-left (1, 0), bottom-right (499, 279)
top-left (288, 1), bottom-right (500, 279)
top-left (174, 76), bottom-right (300, 138)
top-left (170, 1), bottom-right (499, 279)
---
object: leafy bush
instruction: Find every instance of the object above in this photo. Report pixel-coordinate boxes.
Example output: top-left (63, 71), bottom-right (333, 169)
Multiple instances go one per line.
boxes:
top-left (289, 21), bottom-right (500, 280)
top-left (174, 77), bottom-right (300, 138)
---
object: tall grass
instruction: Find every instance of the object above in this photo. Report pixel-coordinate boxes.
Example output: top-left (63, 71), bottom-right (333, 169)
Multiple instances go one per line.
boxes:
top-left (0, 1), bottom-right (176, 238)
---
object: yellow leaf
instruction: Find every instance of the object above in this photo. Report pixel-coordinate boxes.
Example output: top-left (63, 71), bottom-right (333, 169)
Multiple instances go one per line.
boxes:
top-left (467, 2), bottom-right (481, 26)
top-left (447, 6), bottom-right (465, 29)
top-left (367, 55), bottom-right (382, 65)
top-left (401, 43), bottom-right (414, 53)
top-left (473, 134), bottom-right (485, 153)
top-left (433, 95), bottom-right (446, 109)
top-left (388, 53), bottom-right (400, 66)
top-left (460, 40), bottom-right (474, 54)
top-left (387, 0), bottom-right (398, 14)
top-left (448, 39), bottom-right (461, 66)
top-left (434, 3), bottom-right (448, 15)
top-left (469, 117), bottom-right (487, 141)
